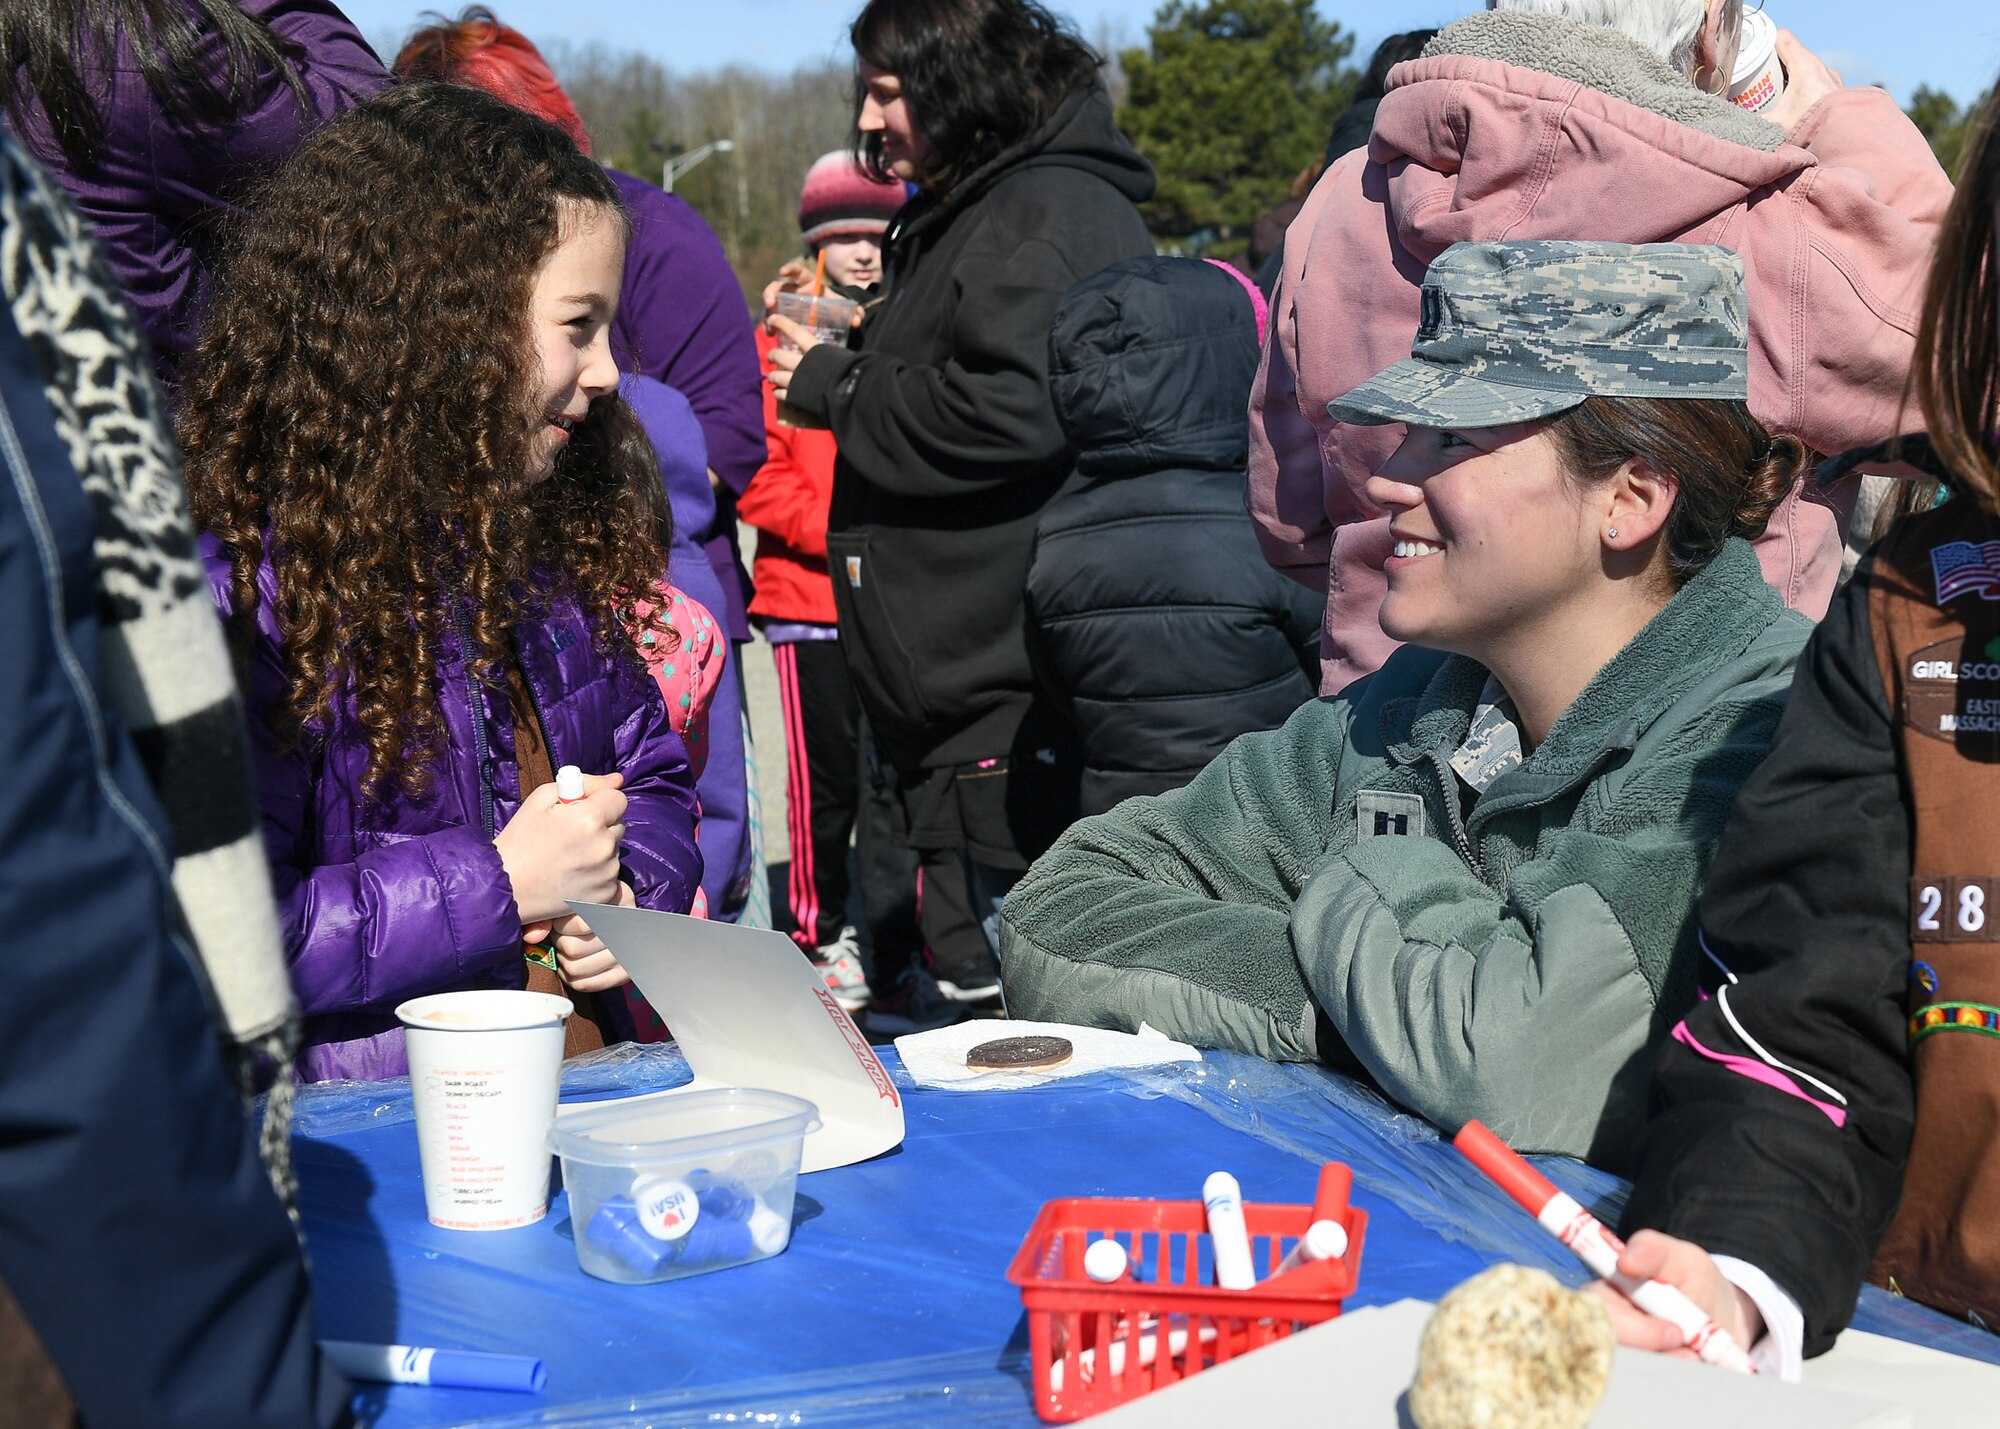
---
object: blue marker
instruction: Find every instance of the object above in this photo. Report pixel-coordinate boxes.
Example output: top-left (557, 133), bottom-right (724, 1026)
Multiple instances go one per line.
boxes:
top-left (320, 1341), bottom-right (546, 1393)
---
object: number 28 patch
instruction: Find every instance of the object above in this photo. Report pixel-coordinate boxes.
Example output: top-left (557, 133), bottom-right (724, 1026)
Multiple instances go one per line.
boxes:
top-left (1912, 876), bottom-right (2000, 941)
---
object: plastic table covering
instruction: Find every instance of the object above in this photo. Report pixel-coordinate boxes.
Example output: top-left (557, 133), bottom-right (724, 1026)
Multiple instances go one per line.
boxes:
top-left (294, 1045), bottom-right (2000, 1427)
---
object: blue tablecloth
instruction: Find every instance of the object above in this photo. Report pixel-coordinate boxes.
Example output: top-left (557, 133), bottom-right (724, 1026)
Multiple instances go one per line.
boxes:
top-left (295, 1046), bottom-right (2000, 1426)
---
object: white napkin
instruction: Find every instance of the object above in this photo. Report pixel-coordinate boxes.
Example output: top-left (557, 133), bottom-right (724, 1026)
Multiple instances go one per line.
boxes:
top-left (894, 1019), bottom-right (1202, 1090)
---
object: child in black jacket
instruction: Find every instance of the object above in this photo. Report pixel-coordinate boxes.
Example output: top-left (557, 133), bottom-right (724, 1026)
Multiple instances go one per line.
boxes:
top-left (1028, 256), bottom-right (1324, 817)
top-left (1605, 79), bottom-right (2000, 1375)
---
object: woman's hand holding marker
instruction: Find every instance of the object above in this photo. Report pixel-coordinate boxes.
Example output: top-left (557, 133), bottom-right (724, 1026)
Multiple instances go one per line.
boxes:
top-left (1585, 1230), bottom-right (1765, 1366)
top-left (499, 767), bottom-right (627, 929)
top-left (1454, 1121), bottom-right (1757, 1374)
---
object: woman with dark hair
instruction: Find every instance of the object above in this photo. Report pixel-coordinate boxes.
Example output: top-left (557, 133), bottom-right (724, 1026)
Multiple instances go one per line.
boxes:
top-left (1603, 81), bottom-right (2000, 1378)
top-left (764, 0), bottom-right (1153, 997)
top-left (0, 0), bottom-right (387, 386)
top-left (1003, 241), bottom-right (1809, 1175)
top-left (181, 83), bottom-right (701, 1080)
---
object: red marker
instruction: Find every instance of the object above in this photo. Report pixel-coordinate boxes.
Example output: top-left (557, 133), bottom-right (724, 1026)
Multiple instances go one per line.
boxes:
top-left (1454, 1121), bottom-right (1756, 1374)
top-left (1311, 1161), bottom-right (1353, 1225)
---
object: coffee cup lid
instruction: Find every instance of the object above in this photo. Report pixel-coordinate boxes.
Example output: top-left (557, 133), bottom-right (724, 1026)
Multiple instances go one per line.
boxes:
top-left (1731, 8), bottom-right (1778, 86)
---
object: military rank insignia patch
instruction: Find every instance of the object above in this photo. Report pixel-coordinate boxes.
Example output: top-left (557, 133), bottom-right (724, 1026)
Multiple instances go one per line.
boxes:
top-left (1356, 790), bottom-right (1426, 841)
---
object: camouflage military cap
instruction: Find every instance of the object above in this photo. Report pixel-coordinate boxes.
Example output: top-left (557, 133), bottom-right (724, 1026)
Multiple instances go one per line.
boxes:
top-left (1327, 240), bottom-right (1750, 429)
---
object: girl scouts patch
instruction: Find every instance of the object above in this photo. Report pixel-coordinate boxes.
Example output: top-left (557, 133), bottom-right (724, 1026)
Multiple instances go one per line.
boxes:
top-left (1932, 540), bottom-right (2000, 604)
top-left (1902, 638), bottom-right (2000, 743)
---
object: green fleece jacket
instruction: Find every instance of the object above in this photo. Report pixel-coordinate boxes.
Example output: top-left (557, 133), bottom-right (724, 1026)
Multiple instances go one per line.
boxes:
top-left (1000, 539), bottom-right (1808, 1168)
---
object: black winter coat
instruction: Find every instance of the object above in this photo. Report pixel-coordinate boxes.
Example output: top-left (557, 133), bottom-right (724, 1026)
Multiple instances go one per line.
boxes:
top-left (1622, 556), bottom-right (1920, 1355)
top-left (786, 84), bottom-right (1154, 807)
top-left (1029, 257), bottom-right (1323, 816)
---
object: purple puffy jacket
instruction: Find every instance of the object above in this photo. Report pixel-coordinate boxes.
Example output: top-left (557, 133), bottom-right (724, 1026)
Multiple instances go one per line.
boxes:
top-left (202, 537), bottom-right (702, 1082)
top-left (4, 0), bottom-right (390, 385)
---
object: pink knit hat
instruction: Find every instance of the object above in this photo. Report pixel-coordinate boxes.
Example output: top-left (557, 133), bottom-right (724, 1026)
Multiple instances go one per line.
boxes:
top-left (798, 151), bottom-right (905, 248)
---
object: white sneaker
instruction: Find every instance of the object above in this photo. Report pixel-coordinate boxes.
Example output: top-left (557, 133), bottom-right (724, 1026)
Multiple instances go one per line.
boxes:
top-left (934, 974), bottom-right (1003, 1004)
top-left (812, 926), bottom-right (870, 1012)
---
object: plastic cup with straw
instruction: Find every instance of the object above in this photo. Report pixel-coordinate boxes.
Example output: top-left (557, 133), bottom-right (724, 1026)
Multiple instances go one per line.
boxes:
top-left (774, 249), bottom-right (857, 430)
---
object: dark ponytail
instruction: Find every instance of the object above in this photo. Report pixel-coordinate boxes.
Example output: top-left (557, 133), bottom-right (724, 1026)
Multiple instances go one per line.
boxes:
top-left (1547, 397), bottom-right (1807, 588)
top-left (1913, 84), bottom-right (2000, 510)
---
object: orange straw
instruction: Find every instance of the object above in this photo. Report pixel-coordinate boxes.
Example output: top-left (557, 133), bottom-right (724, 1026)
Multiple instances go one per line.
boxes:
top-left (811, 251), bottom-right (826, 326)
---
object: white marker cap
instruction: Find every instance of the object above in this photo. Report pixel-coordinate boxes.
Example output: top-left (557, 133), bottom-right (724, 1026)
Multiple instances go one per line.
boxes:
top-left (1300, 1219), bottom-right (1348, 1263)
top-left (555, 765), bottom-right (585, 802)
top-left (1083, 1238), bottom-right (1130, 1283)
top-left (747, 1204), bottom-right (790, 1256)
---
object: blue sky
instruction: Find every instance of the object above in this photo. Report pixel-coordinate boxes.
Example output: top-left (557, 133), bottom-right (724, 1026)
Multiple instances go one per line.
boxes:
top-left (342, 0), bottom-right (1998, 107)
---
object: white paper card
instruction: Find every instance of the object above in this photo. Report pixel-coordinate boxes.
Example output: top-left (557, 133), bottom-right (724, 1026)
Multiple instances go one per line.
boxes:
top-left (1087, 1300), bottom-right (1910, 1428)
top-left (557, 904), bottom-right (904, 1173)
top-left (894, 1019), bottom-right (1200, 1089)
top-left (1804, 1327), bottom-right (2000, 1426)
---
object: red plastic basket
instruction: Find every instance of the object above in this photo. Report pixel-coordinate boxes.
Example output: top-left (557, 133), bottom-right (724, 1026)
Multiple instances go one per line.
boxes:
top-left (1005, 1163), bottom-right (1367, 1423)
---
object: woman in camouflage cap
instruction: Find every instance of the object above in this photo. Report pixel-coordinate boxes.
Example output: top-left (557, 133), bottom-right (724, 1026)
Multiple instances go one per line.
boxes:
top-left (1001, 239), bottom-right (1809, 1172)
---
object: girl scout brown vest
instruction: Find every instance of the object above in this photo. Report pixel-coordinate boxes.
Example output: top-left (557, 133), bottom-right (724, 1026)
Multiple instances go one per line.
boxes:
top-left (1868, 496), bottom-right (2000, 1327)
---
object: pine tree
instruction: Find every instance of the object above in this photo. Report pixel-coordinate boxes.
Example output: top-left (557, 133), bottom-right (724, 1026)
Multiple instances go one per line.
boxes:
top-left (1906, 84), bottom-right (1984, 181)
top-left (1118, 0), bottom-right (1355, 256)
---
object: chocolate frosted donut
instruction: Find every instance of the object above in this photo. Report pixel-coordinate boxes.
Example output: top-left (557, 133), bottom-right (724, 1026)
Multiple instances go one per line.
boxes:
top-left (965, 1035), bottom-right (1074, 1071)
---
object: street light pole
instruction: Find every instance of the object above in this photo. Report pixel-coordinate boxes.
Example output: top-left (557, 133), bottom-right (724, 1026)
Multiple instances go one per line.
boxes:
top-left (662, 138), bottom-right (736, 194)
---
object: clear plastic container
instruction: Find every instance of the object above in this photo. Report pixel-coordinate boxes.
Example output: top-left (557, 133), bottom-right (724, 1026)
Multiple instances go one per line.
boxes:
top-left (549, 1088), bottom-right (820, 1284)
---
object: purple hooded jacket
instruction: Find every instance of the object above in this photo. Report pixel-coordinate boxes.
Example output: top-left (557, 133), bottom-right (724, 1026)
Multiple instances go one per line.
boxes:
top-left (3, 0), bottom-right (389, 384)
top-left (622, 372), bottom-right (755, 921)
top-left (203, 537), bottom-right (703, 1082)
top-left (607, 168), bottom-right (763, 640)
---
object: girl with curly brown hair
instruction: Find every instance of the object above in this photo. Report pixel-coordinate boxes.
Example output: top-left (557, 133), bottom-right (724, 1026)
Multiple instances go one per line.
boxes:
top-left (181, 82), bottom-right (701, 1082)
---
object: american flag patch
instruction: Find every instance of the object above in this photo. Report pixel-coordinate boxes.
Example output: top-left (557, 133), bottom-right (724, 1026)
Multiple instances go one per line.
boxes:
top-left (1931, 540), bottom-right (2000, 604)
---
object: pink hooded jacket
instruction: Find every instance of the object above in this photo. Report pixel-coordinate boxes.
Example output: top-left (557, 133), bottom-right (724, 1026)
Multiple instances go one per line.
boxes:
top-left (1249, 12), bottom-right (1952, 692)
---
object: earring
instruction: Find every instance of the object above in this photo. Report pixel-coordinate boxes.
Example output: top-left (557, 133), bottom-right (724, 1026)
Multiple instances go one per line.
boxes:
top-left (1608, 528), bottom-right (1620, 539)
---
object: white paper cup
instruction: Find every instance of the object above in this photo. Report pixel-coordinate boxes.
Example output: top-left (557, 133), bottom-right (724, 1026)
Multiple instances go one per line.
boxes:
top-left (395, 990), bottom-right (572, 1231)
top-left (1727, 9), bottom-right (1785, 113)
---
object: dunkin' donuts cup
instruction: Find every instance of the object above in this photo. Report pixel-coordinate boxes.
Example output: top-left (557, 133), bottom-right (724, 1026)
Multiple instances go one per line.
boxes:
top-left (396, 990), bottom-right (572, 1231)
top-left (773, 290), bottom-right (859, 430)
top-left (1727, 9), bottom-right (1785, 113)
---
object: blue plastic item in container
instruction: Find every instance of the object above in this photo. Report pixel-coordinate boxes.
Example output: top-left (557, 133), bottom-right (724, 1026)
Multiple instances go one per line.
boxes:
top-left (548, 1088), bottom-right (820, 1284)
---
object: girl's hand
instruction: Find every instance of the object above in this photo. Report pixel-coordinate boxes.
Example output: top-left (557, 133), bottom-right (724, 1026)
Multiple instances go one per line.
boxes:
top-left (761, 260), bottom-right (818, 316)
top-left (1583, 1230), bottom-right (1765, 1360)
top-left (1765, 31), bottom-right (1842, 134)
top-left (494, 771), bottom-right (627, 924)
top-left (547, 881), bottom-right (637, 992)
